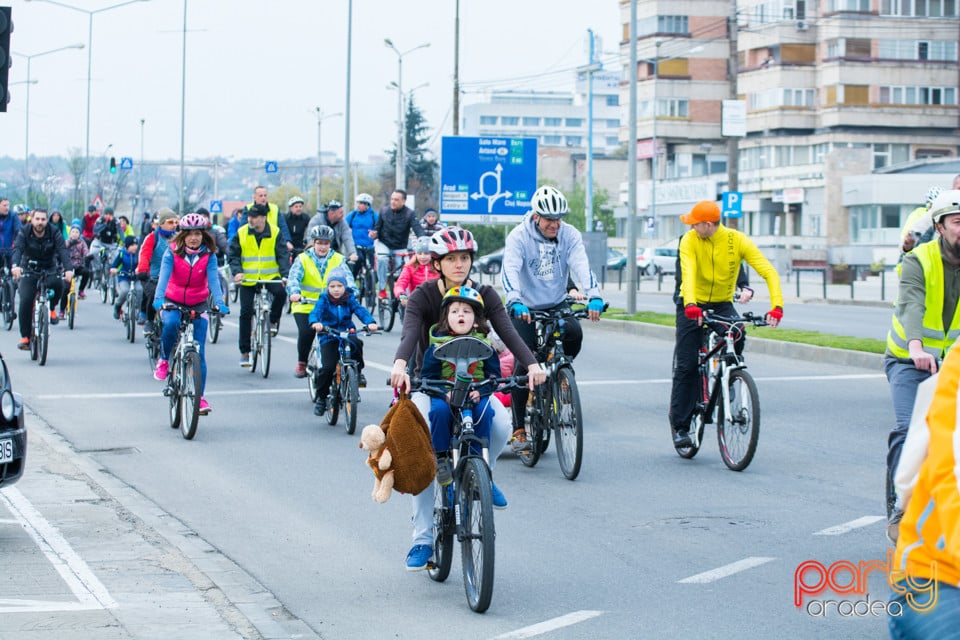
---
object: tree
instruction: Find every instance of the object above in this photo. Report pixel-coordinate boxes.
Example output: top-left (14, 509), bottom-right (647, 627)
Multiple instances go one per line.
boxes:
top-left (564, 181), bottom-right (613, 235)
top-left (66, 149), bottom-right (85, 219)
top-left (385, 95), bottom-right (438, 213)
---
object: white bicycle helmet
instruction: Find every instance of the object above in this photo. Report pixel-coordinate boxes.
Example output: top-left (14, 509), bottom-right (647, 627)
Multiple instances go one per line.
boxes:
top-left (355, 193), bottom-right (373, 206)
top-left (929, 190), bottom-right (960, 224)
top-left (429, 226), bottom-right (477, 257)
top-left (531, 185), bottom-right (569, 219)
top-left (288, 195), bottom-right (305, 208)
top-left (926, 186), bottom-right (944, 207)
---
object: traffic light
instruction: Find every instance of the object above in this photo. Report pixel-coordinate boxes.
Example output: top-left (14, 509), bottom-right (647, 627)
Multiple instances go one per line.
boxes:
top-left (109, 157), bottom-right (117, 174)
top-left (0, 7), bottom-right (12, 114)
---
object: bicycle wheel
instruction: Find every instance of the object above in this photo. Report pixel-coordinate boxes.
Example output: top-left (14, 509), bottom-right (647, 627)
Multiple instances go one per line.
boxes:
top-left (518, 386), bottom-right (546, 468)
top-left (179, 350), bottom-right (202, 440)
top-left (377, 297), bottom-right (389, 330)
top-left (717, 368), bottom-right (760, 471)
top-left (427, 481), bottom-right (453, 583)
top-left (168, 358), bottom-right (182, 431)
top-left (108, 274), bottom-right (117, 305)
top-left (68, 289), bottom-right (77, 331)
top-left (342, 364), bottom-right (359, 435)
top-left (208, 310), bottom-right (221, 343)
top-left (384, 297), bottom-right (398, 333)
top-left (1, 280), bottom-right (14, 330)
top-left (554, 367), bottom-right (583, 481)
top-left (37, 305), bottom-right (49, 366)
top-left (326, 365), bottom-right (341, 425)
top-left (675, 369), bottom-right (709, 459)
top-left (126, 292), bottom-right (139, 343)
top-left (306, 348), bottom-right (319, 402)
top-left (249, 316), bottom-right (260, 373)
top-left (146, 321), bottom-right (161, 373)
top-left (259, 310), bottom-right (271, 378)
top-left (29, 307), bottom-right (39, 362)
top-left (99, 271), bottom-right (109, 303)
top-left (458, 457), bottom-right (495, 613)
top-left (363, 271), bottom-right (376, 314)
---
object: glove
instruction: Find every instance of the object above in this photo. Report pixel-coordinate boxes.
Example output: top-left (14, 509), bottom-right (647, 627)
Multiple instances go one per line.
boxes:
top-left (136, 271), bottom-right (149, 282)
top-left (509, 302), bottom-right (530, 318)
top-left (684, 304), bottom-right (702, 321)
top-left (218, 303), bottom-right (230, 315)
top-left (587, 298), bottom-right (605, 314)
top-left (152, 298), bottom-right (163, 311)
top-left (766, 307), bottom-right (783, 323)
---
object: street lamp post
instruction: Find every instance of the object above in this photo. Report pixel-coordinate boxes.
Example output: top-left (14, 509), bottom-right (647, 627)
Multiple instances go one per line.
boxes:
top-left (314, 107), bottom-right (343, 206)
top-left (13, 43), bottom-right (84, 207)
top-left (25, 0), bottom-right (150, 211)
top-left (384, 38), bottom-right (429, 190)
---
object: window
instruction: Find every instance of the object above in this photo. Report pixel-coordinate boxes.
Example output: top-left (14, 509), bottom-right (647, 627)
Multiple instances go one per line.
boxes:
top-left (522, 117), bottom-right (540, 127)
top-left (500, 116), bottom-right (519, 126)
top-left (605, 136), bottom-right (621, 147)
top-left (544, 117), bottom-right (562, 127)
top-left (657, 15), bottom-right (689, 34)
top-left (479, 115), bottom-right (498, 125)
top-left (879, 39), bottom-right (958, 61)
top-left (883, 0), bottom-right (959, 15)
top-left (606, 95), bottom-right (620, 107)
top-left (542, 135), bottom-right (562, 145)
top-left (871, 144), bottom-right (910, 169)
top-left (565, 118), bottom-right (583, 127)
top-left (813, 142), bottom-right (831, 163)
top-left (829, 0), bottom-right (870, 10)
top-left (566, 136), bottom-right (583, 147)
top-left (606, 118), bottom-right (620, 128)
top-left (879, 85), bottom-right (957, 105)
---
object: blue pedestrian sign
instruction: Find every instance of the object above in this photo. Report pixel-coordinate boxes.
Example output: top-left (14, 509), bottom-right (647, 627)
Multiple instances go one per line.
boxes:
top-left (439, 136), bottom-right (538, 224)
top-left (209, 200), bottom-right (223, 214)
top-left (120, 157), bottom-right (134, 171)
top-left (722, 191), bottom-right (743, 218)
top-left (265, 161), bottom-right (278, 174)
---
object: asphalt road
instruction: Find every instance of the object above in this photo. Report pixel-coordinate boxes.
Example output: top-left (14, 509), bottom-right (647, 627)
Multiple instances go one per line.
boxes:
top-left (2, 297), bottom-right (894, 639)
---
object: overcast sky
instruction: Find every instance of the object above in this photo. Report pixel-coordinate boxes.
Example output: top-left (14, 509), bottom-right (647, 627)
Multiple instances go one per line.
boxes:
top-left (1, 0), bottom-right (621, 167)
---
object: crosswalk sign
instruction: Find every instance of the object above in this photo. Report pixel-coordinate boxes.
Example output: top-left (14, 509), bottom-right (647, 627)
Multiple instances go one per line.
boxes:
top-left (265, 161), bottom-right (278, 173)
top-left (120, 157), bottom-right (134, 170)
top-left (210, 200), bottom-right (223, 214)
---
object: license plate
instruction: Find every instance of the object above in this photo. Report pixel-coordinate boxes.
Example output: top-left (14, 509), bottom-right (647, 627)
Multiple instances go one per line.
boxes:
top-left (0, 438), bottom-right (11, 463)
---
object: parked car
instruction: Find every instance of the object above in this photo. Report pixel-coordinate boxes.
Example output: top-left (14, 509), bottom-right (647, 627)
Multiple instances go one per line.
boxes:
top-left (637, 246), bottom-right (678, 275)
top-left (606, 248), bottom-right (627, 271)
top-left (0, 353), bottom-right (26, 488)
top-left (473, 249), bottom-right (504, 275)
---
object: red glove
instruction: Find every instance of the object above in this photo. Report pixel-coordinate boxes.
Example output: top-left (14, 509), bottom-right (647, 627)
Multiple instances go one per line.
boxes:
top-left (766, 307), bottom-right (783, 323)
top-left (684, 304), bottom-right (703, 321)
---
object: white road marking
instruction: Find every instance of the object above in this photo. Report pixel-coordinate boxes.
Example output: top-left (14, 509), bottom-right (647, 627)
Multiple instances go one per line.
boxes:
top-left (678, 557), bottom-right (776, 584)
top-left (0, 487), bottom-right (117, 612)
top-left (576, 373), bottom-right (884, 387)
top-left (813, 515), bottom-right (885, 536)
top-left (36, 386), bottom-right (396, 400)
top-left (492, 610), bottom-right (605, 639)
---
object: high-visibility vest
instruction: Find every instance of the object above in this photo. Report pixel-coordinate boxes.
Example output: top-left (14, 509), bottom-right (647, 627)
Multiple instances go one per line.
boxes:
top-left (238, 223), bottom-right (281, 286)
top-left (887, 240), bottom-right (960, 360)
top-left (291, 251), bottom-right (345, 314)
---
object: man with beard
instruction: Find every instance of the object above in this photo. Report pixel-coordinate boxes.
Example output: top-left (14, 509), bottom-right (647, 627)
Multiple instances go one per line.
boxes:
top-left (885, 189), bottom-right (960, 544)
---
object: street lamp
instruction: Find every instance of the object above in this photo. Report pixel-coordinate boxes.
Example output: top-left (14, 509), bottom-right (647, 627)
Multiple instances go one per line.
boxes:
top-left (25, 0), bottom-right (151, 211)
top-left (384, 38), bottom-right (430, 190)
top-left (13, 43), bottom-right (84, 207)
top-left (314, 107), bottom-right (343, 206)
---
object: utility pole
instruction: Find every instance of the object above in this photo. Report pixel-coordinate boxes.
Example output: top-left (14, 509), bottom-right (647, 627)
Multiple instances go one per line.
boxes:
top-left (726, 1), bottom-right (740, 230)
top-left (626, 0), bottom-right (638, 314)
top-left (453, 0), bottom-right (460, 135)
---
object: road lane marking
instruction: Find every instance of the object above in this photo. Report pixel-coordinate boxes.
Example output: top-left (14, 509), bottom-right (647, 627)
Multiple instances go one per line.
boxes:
top-left (678, 557), bottom-right (776, 584)
top-left (813, 516), bottom-right (885, 536)
top-left (36, 387), bottom-right (396, 400)
top-left (0, 487), bottom-right (117, 612)
top-left (576, 373), bottom-right (884, 387)
top-left (492, 610), bottom-right (604, 639)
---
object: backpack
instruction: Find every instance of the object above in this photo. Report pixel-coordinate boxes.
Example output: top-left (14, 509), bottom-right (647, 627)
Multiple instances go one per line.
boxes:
top-left (377, 392), bottom-right (436, 495)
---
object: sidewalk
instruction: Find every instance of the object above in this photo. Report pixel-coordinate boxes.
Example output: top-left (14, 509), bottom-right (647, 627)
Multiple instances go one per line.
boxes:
top-left (0, 407), bottom-right (319, 640)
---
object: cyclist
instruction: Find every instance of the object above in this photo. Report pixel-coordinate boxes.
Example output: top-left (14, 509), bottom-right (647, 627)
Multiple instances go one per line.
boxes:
top-left (501, 185), bottom-right (606, 451)
top-left (151, 213), bottom-right (228, 416)
top-left (136, 208), bottom-right (180, 329)
top-left (307, 200), bottom-right (358, 264)
top-left (900, 186), bottom-right (942, 256)
top-left (287, 225), bottom-right (355, 379)
top-left (11, 208), bottom-right (73, 349)
top-left (420, 207), bottom-right (445, 234)
top-left (285, 195), bottom-right (311, 260)
top-left (81, 205), bottom-right (99, 247)
top-left (228, 202), bottom-right (290, 368)
top-left (238, 186), bottom-right (293, 251)
top-left (90, 207), bottom-right (121, 280)
top-left (346, 193), bottom-right (377, 279)
top-left (372, 189), bottom-right (424, 300)
top-left (110, 236), bottom-right (142, 320)
top-left (308, 268), bottom-right (376, 416)
top-left (885, 189), bottom-right (960, 543)
top-left (393, 236), bottom-right (438, 306)
top-left (49, 210), bottom-right (67, 240)
top-left (59, 223), bottom-right (89, 315)
top-left (0, 197), bottom-right (23, 273)
top-left (669, 200), bottom-right (783, 449)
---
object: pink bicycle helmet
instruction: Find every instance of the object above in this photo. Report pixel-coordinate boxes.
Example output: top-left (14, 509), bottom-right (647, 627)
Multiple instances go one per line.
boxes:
top-left (429, 226), bottom-right (477, 258)
top-left (178, 213), bottom-right (209, 230)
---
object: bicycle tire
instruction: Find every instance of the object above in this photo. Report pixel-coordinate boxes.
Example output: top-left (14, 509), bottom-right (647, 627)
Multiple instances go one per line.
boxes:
top-left (518, 385), bottom-right (546, 468)
top-left (427, 481), bottom-right (454, 583)
top-left (326, 365), bottom-right (341, 425)
top-left (554, 367), bottom-right (583, 481)
top-left (108, 274), bottom-right (117, 305)
top-left (249, 315), bottom-right (260, 373)
top-left (717, 368), bottom-right (760, 471)
top-left (1, 280), bottom-right (14, 330)
top-left (458, 457), bottom-right (495, 613)
top-left (363, 271), bottom-right (376, 314)
top-left (67, 291), bottom-right (77, 330)
top-left (342, 364), bottom-right (358, 435)
top-left (179, 350), bottom-right (202, 440)
top-left (208, 311), bottom-right (221, 343)
top-left (306, 348), bottom-right (319, 402)
top-left (259, 311), bottom-right (271, 378)
top-left (126, 292), bottom-right (140, 343)
top-left (675, 368), bottom-right (709, 459)
top-left (37, 304), bottom-right (49, 367)
top-left (168, 357), bottom-right (183, 431)
top-left (385, 298), bottom-right (397, 333)
top-left (377, 297), bottom-right (389, 331)
top-left (146, 321), bottom-right (161, 373)
top-left (99, 273), bottom-right (109, 303)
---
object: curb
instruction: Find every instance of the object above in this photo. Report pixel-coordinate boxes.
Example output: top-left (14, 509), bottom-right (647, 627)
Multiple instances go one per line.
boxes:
top-left (593, 318), bottom-right (884, 370)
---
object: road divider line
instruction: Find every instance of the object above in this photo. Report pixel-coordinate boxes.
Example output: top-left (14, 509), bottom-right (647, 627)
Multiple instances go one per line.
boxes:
top-left (36, 386), bottom-right (397, 400)
top-left (492, 610), bottom-right (605, 639)
top-left (813, 515), bottom-right (884, 536)
top-left (678, 557), bottom-right (776, 584)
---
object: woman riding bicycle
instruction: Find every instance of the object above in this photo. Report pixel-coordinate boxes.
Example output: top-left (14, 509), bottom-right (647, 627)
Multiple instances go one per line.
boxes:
top-left (388, 226), bottom-right (546, 571)
top-left (151, 213), bottom-right (228, 416)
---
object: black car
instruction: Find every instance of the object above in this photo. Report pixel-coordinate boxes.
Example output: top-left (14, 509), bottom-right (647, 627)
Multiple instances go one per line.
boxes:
top-left (473, 249), bottom-right (504, 275)
top-left (0, 353), bottom-right (26, 488)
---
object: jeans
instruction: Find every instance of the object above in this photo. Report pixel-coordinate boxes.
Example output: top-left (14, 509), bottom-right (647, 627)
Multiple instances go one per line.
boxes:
top-left (889, 582), bottom-right (960, 639)
top-left (237, 281), bottom-right (286, 354)
top-left (429, 396), bottom-right (493, 454)
top-left (159, 309), bottom-right (209, 394)
top-left (375, 242), bottom-right (409, 292)
top-left (885, 358), bottom-right (931, 517)
top-left (411, 392), bottom-right (511, 546)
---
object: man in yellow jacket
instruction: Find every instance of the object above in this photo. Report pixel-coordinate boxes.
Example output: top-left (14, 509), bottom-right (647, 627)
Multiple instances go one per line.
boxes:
top-left (669, 200), bottom-right (784, 449)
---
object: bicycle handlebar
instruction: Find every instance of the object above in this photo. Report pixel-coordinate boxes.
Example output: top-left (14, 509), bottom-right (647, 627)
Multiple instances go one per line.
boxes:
top-left (316, 327), bottom-right (380, 338)
top-left (702, 309), bottom-right (769, 328)
top-left (529, 297), bottom-right (609, 322)
top-left (411, 375), bottom-right (529, 400)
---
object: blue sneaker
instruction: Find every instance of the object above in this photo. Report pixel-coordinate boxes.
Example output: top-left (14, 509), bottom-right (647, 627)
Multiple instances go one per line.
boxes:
top-left (491, 482), bottom-right (508, 510)
top-left (405, 544), bottom-right (432, 572)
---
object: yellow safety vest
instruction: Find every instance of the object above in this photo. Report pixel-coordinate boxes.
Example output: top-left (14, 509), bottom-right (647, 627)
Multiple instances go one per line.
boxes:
top-left (247, 201), bottom-right (282, 232)
top-left (887, 240), bottom-right (960, 359)
top-left (238, 223), bottom-right (281, 286)
top-left (291, 251), bottom-right (345, 314)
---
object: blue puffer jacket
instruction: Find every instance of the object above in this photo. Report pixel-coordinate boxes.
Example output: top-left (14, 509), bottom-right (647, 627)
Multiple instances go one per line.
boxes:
top-left (307, 290), bottom-right (375, 345)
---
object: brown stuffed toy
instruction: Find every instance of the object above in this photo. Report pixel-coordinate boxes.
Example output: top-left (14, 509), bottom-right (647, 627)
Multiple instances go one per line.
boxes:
top-left (359, 424), bottom-right (394, 503)
top-left (363, 393), bottom-right (436, 498)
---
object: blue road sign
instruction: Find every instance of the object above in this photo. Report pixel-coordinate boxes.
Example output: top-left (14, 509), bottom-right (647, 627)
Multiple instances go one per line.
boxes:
top-left (265, 161), bottom-right (278, 174)
top-left (722, 190), bottom-right (743, 218)
top-left (439, 136), bottom-right (537, 223)
top-left (120, 157), bottom-right (134, 170)
top-left (209, 200), bottom-right (223, 214)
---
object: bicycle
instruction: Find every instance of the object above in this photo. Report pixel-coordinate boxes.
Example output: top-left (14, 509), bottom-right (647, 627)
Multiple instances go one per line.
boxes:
top-left (144, 311), bottom-right (162, 374)
top-left (375, 251), bottom-right (411, 333)
top-left (160, 303), bottom-right (203, 440)
top-left (413, 335), bottom-right (528, 613)
top-left (64, 275), bottom-right (79, 331)
top-left (246, 280), bottom-right (276, 378)
top-left (121, 279), bottom-right (141, 343)
top-left (207, 292), bottom-right (223, 343)
top-left (0, 261), bottom-right (16, 331)
top-left (355, 248), bottom-right (377, 315)
top-left (673, 309), bottom-right (767, 471)
top-left (23, 263), bottom-right (58, 367)
top-left (516, 299), bottom-right (602, 481)
top-left (310, 327), bottom-right (377, 435)
top-left (95, 248), bottom-right (116, 305)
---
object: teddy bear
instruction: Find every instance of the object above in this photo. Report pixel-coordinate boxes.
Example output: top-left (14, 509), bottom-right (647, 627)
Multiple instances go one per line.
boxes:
top-left (359, 424), bottom-right (395, 503)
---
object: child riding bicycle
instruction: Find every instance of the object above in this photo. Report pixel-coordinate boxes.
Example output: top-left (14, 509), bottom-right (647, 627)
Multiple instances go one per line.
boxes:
top-left (110, 235), bottom-right (141, 320)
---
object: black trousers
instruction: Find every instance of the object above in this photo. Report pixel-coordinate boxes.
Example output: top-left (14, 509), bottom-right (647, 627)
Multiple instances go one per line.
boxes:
top-left (315, 337), bottom-right (364, 400)
top-left (237, 281), bottom-right (287, 354)
top-left (18, 272), bottom-right (64, 339)
top-left (294, 312), bottom-right (313, 363)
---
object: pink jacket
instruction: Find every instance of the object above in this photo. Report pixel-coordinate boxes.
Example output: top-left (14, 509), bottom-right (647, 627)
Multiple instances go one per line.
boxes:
top-left (393, 261), bottom-right (439, 297)
top-left (165, 253), bottom-right (211, 306)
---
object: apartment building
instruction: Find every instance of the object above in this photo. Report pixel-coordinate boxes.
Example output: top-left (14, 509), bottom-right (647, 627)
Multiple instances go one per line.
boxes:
top-left (620, 0), bottom-right (960, 263)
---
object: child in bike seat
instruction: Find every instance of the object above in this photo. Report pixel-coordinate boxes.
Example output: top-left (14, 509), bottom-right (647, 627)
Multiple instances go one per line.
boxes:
top-left (308, 268), bottom-right (377, 416)
top-left (419, 286), bottom-right (501, 488)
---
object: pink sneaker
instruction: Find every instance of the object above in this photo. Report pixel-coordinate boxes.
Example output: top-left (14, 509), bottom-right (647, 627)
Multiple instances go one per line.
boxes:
top-left (198, 397), bottom-right (211, 415)
top-left (153, 359), bottom-right (169, 381)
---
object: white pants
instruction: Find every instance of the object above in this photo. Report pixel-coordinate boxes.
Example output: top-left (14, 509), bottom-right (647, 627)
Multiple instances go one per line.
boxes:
top-left (410, 392), bottom-right (512, 546)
